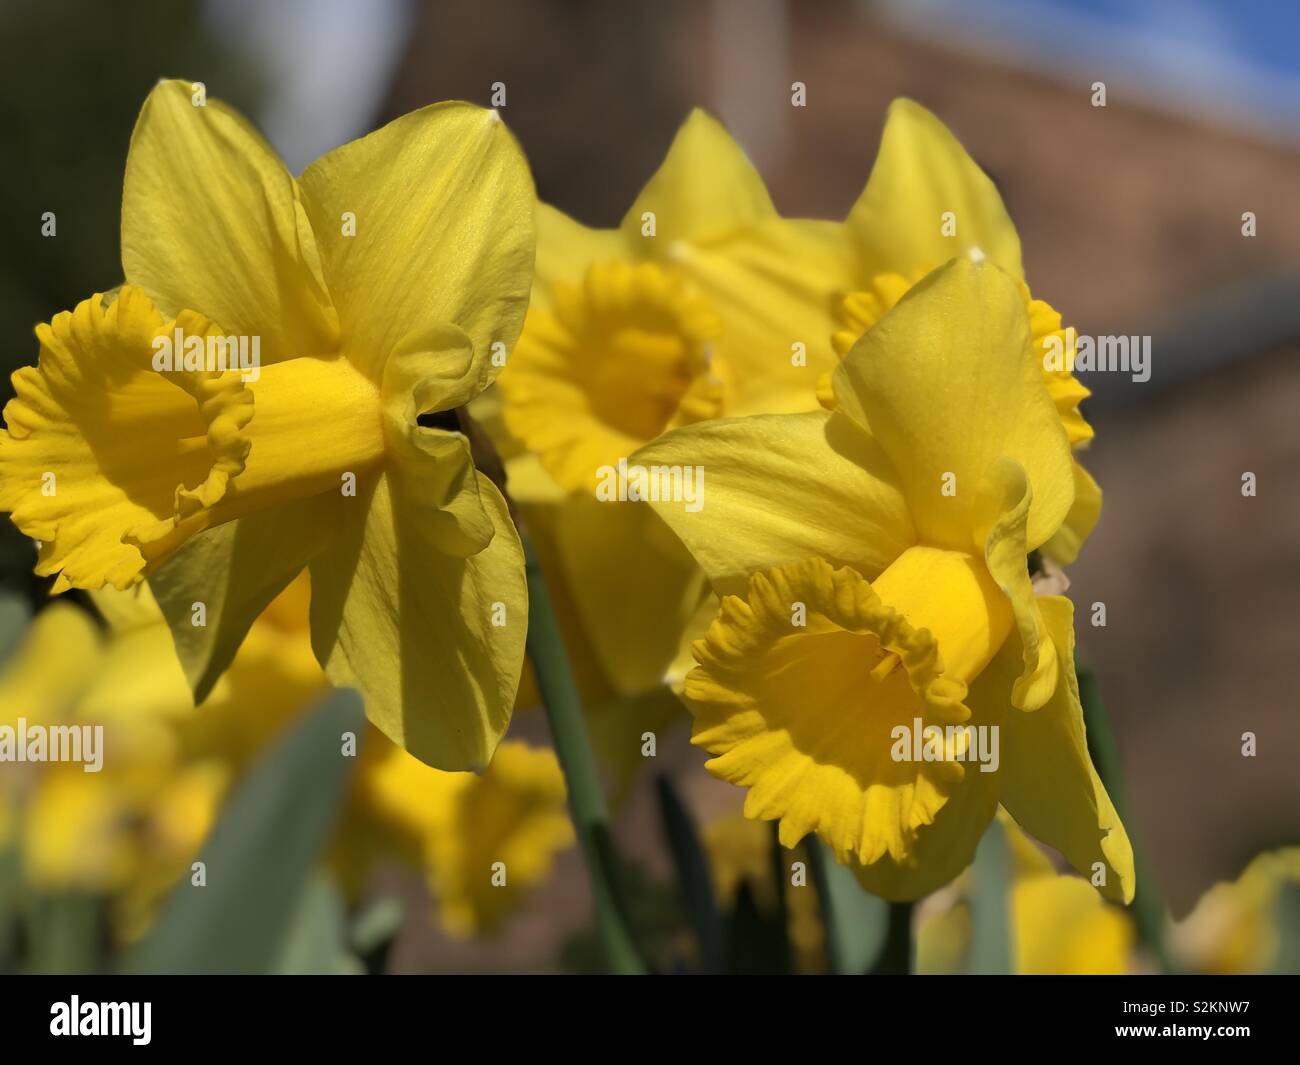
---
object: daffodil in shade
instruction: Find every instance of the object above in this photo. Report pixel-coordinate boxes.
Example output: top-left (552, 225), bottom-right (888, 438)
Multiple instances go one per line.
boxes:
top-left (355, 736), bottom-right (574, 937)
top-left (2, 576), bottom-right (574, 946)
top-left (1172, 849), bottom-right (1300, 974)
top-left (830, 98), bottom-right (1100, 565)
top-left (633, 258), bottom-right (1134, 901)
top-left (917, 817), bottom-right (1135, 974)
top-left (0, 80), bottom-right (535, 770)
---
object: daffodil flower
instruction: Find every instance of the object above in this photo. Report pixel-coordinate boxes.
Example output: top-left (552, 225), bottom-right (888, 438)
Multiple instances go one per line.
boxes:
top-left (831, 98), bottom-right (1100, 564)
top-left (0, 81), bottom-right (536, 770)
top-left (917, 817), bottom-right (1135, 974)
top-left (3, 574), bottom-right (572, 943)
top-left (495, 107), bottom-right (855, 490)
top-left (487, 100), bottom-right (1097, 723)
top-left (356, 736), bottom-right (574, 937)
top-left (634, 258), bottom-right (1134, 902)
top-left (479, 109), bottom-right (854, 711)
top-left (1173, 848), bottom-right (1300, 974)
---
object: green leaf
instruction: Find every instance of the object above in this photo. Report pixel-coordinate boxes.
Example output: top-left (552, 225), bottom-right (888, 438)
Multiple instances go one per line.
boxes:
top-left (350, 895), bottom-right (404, 975)
top-left (125, 687), bottom-right (365, 974)
top-left (655, 774), bottom-right (724, 972)
top-left (966, 818), bottom-right (1013, 974)
top-left (0, 590), bottom-right (31, 665)
top-left (1273, 882), bottom-right (1300, 975)
top-left (350, 896), bottom-right (404, 955)
top-left (272, 875), bottom-right (364, 975)
top-left (807, 837), bottom-right (889, 974)
top-left (522, 534), bottom-right (646, 974)
top-left (26, 892), bottom-right (104, 975)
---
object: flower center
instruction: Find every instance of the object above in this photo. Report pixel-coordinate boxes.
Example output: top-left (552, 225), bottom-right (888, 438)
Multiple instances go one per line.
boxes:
top-left (128, 352), bottom-right (387, 567)
top-left (0, 286), bottom-right (392, 591)
top-left (552, 260), bottom-right (720, 439)
top-left (501, 260), bottom-right (723, 492)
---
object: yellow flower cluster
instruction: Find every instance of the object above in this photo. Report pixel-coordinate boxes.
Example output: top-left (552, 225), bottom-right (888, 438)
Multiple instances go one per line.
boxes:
top-left (5, 81), bottom-right (1265, 972)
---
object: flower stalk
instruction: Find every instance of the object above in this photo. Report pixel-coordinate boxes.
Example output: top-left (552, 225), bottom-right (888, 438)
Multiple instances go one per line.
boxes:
top-left (522, 534), bottom-right (646, 974)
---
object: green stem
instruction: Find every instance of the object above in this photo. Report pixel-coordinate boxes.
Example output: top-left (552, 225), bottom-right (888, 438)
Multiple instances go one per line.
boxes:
top-left (1076, 660), bottom-right (1175, 972)
top-left (872, 901), bottom-right (915, 975)
top-left (523, 534), bottom-right (646, 975)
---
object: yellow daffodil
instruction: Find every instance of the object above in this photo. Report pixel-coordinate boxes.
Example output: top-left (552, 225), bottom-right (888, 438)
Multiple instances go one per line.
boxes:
top-left (356, 736), bottom-right (574, 937)
top-left (634, 258), bottom-right (1133, 902)
top-left (1173, 848), bottom-right (1300, 974)
top-left (485, 98), bottom-right (1096, 775)
top-left (0, 599), bottom-right (212, 939)
top-left (498, 107), bottom-right (857, 458)
top-left (917, 818), bottom-right (1135, 974)
top-left (830, 98), bottom-right (1099, 564)
top-left (478, 108), bottom-right (860, 708)
top-left (0, 80), bottom-right (536, 770)
top-left (2, 574), bottom-right (573, 945)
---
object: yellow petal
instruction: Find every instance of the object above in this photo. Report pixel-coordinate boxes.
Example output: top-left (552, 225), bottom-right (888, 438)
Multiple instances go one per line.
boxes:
top-left (507, 497), bottom-right (616, 709)
top-left (847, 97), bottom-right (1023, 281)
top-left (533, 203), bottom-right (628, 312)
top-left (0, 602), bottom-right (102, 727)
top-left (631, 411), bottom-right (915, 595)
top-left (122, 80), bottom-right (337, 361)
top-left (975, 458), bottom-right (1058, 710)
top-left (181, 576), bottom-right (325, 766)
top-left (380, 350), bottom-right (498, 556)
top-left (1042, 460), bottom-right (1103, 566)
top-left (146, 493), bottom-right (341, 703)
top-left (553, 493), bottom-right (707, 697)
top-left (299, 102), bottom-right (534, 400)
top-left (999, 596), bottom-right (1135, 903)
top-left (685, 552), bottom-right (1009, 877)
top-left (79, 591), bottom-right (193, 722)
top-left (308, 469), bottom-right (526, 771)
top-left (0, 289), bottom-right (255, 591)
top-left (828, 276), bottom-right (1094, 461)
top-left (23, 768), bottom-right (138, 892)
top-left (621, 109), bottom-right (775, 245)
top-left (834, 258), bottom-right (1074, 552)
top-left (1175, 848), bottom-right (1300, 974)
top-left (829, 269), bottom-right (925, 359)
top-left (361, 738), bottom-right (574, 937)
top-left (667, 218), bottom-right (854, 417)
top-left (1014, 874), bottom-right (1134, 974)
top-left (1028, 296), bottom-right (1094, 447)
